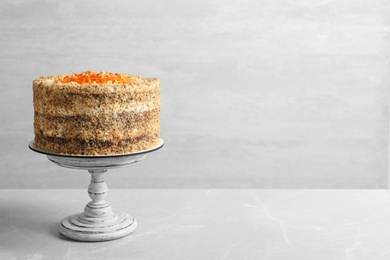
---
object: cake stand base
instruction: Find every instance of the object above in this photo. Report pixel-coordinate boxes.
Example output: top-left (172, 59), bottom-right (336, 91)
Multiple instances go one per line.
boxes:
top-left (58, 169), bottom-right (138, 242)
top-left (59, 212), bottom-right (137, 242)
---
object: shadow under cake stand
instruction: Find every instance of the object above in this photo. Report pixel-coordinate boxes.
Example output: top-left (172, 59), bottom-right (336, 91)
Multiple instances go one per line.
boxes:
top-left (29, 139), bottom-right (164, 242)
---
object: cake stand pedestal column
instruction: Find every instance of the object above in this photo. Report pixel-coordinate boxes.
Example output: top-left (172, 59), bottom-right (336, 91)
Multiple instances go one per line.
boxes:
top-left (29, 139), bottom-right (164, 242)
top-left (59, 169), bottom-right (136, 242)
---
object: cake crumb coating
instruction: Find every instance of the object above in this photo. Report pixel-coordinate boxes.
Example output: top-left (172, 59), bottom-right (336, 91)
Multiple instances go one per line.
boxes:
top-left (33, 71), bottom-right (160, 155)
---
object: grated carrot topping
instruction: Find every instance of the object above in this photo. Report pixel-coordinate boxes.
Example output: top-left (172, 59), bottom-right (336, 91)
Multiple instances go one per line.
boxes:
top-left (61, 71), bottom-right (135, 84)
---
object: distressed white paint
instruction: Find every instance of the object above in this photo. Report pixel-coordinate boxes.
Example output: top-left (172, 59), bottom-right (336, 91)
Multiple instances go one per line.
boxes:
top-left (28, 140), bottom-right (163, 241)
top-left (59, 170), bottom-right (137, 241)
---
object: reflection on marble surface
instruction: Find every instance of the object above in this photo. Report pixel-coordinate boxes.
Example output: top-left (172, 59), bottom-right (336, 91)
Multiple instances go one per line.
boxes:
top-left (0, 189), bottom-right (390, 259)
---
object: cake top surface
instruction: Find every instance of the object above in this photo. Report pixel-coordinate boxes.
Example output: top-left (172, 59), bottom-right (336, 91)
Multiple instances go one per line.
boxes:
top-left (33, 71), bottom-right (159, 95)
top-left (34, 71), bottom-right (158, 86)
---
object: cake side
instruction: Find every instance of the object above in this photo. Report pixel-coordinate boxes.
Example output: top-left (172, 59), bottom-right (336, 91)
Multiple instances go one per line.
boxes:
top-left (33, 72), bottom-right (160, 155)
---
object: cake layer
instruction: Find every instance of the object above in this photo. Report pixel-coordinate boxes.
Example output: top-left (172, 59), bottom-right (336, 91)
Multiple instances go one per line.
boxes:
top-left (34, 108), bottom-right (159, 139)
top-left (34, 132), bottom-right (160, 155)
top-left (33, 86), bottom-right (159, 116)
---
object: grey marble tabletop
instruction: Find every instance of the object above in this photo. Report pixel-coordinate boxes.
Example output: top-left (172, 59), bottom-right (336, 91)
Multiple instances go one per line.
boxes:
top-left (1, 189), bottom-right (389, 259)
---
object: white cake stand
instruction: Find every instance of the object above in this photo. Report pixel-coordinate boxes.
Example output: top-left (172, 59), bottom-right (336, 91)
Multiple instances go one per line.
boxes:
top-left (29, 139), bottom-right (164, 242)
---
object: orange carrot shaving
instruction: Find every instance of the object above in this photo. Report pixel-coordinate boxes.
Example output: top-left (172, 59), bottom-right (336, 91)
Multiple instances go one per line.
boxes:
top-left (62, 71), bottom-right (134, 84)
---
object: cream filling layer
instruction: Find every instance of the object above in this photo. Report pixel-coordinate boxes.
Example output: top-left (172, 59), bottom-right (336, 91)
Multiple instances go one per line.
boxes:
top-left (35, 101), bottom-right (158, 116)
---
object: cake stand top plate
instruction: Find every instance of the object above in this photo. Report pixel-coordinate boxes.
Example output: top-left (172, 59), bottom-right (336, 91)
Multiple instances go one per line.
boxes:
top-left (28, 138), bottom-right (164, 170)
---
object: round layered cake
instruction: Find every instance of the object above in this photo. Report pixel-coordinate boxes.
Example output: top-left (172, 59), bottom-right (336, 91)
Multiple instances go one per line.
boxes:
top-left (33, 71), bottom-right (160, 155)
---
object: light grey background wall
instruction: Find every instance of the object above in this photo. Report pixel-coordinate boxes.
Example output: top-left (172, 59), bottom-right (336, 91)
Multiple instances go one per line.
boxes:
top-left (0, 0), bottom-right (388, 188)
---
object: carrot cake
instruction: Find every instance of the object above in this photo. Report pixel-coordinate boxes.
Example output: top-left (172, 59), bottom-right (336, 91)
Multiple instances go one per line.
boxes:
top-left (32, 71), bottom-right (160, 155)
